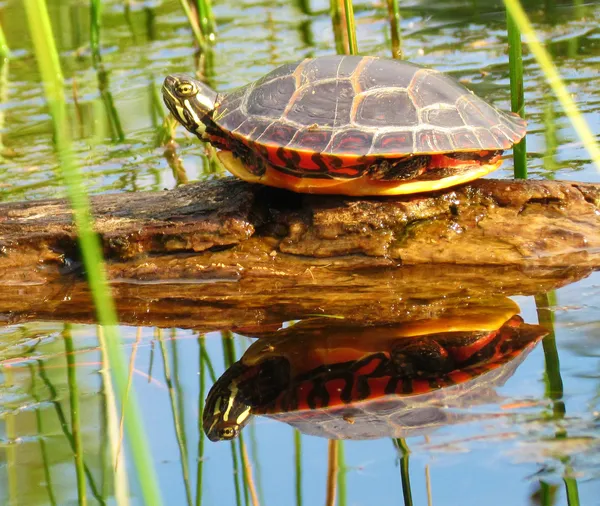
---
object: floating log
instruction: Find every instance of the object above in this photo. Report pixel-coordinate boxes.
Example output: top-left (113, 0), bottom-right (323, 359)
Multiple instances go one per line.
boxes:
top-left (0, 177), bottom-right (598, 331)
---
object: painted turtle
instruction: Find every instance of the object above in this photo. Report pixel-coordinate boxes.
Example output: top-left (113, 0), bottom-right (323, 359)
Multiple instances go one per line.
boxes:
top-left (202, 304), bottom-right (546, 441)
top-left (162, 55), bottom-right (526, 196)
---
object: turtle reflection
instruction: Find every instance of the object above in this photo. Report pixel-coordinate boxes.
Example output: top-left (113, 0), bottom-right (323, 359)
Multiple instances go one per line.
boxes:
top-left (203, 299), bottom-right (547, 442)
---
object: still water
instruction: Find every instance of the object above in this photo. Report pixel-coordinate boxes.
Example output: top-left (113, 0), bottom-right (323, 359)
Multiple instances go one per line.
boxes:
top-left (1, 0), bottom-right (599, 504)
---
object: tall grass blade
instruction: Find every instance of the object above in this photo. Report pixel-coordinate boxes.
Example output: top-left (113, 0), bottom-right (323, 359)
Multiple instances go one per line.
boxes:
top-left (221, 333), bottom-right (243, 506)
top-left (0, 22), bottom-right (10, 60)
top-left (337, 441), bottom-right (347, 506)
top-left (37, 361), bottom-right (106, 504)
top-left (4, 366), bottom-right (18, 504)
top-left (506, 9), bottom-right (527, 179)
top-left (63, 324), bottom-right (88, 506)
top-left (342, 0), bottom-right (358, 55)
top-left (115, 327), bottom-right (143, 473)
top-left (196, 335), bottom-right (207, 506)
top-left (563, 476), bottom-right (580, 506)
top-left (195, 0), bottom-right (216, 41)
top-left (178, 0), bottom-right (207, 49)
top-left (90, 0), bottom-right (102, 64)
top-left (158, 329), bottom-right (194, 506)
top-left (393, 439), bottom-right (413, 506)
top-left (28, 364), bottom-right (58, 506)
top-left (329, 0), bottom-right (347, 55)
top-left (534, 292), bottom-right (565, 420)
top-left (325, 440), bottom-right (338, 506)
top-left (502, 0), bottom-right (600, 172)
top-left (386, 0), bottom-right (402, 59)
top-left (294, 431), bottom-right (303, 506)
top-left (23, 1), bottom-right (162, 503)
top-left (98, 327), bottom-right (132, 506)
top-left (238, 434), bottom-right (260, 506)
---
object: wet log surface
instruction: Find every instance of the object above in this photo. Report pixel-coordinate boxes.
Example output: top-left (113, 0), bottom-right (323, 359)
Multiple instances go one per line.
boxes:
top-left (0, 177), bottom-right (599, 331)
top-left (1, 178), bottom-right (599, 286)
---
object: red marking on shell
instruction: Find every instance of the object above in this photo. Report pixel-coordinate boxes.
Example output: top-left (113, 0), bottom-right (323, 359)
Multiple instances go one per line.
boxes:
top-left (473, 128), bottom-right (500, 149)
top-left (416, 130), bottom-right (454, 152)
top-left (373, 131), bottom-right (414, 153)
top-left (257, 122), bottom-right (297, 146)
top-left (451, 129), bottom-right (482, 150)
top-left (490, 126), bottom-right (514, 148)
top-left (293, 129), bottom-right (333, 151)
top-left (329, 129), bottom-right (374, 154)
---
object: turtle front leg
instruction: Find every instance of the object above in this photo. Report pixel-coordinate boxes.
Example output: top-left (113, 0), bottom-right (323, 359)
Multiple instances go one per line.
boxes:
top-left (367, 155), bottom-right (431, 181)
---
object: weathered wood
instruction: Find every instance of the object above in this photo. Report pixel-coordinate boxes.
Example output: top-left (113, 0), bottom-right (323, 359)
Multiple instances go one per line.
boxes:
top-left (1, 178), bottom-right (599, 286)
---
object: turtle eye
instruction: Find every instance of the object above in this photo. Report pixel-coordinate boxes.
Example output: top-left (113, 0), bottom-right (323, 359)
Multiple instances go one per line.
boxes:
top-left (176, 82), bottom-right (197, 97)
top-left (218, 426), bottom-right (239, 440)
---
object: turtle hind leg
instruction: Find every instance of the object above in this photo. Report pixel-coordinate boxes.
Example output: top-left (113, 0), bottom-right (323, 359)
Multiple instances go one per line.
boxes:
top-left (367, 155), bottom-right (430, 181)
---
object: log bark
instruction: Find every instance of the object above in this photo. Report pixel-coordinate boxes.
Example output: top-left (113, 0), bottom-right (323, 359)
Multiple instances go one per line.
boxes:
top-left (1, 178), bottom-right (599, 286)
top-left (0, 177), bottom-right (598, 331)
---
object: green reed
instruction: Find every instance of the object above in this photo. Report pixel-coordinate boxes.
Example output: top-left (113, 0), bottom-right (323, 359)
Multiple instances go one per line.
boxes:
top-left (98, 327), bottom-right (132, 506)
top-left (28, 363), bottom-right (58, 506)
top-left (342, 0), bottom-right (358, 55)
top-left (64, 325), bottom-right (87, 506)
top-left (22, 1), bottom-right (162, 504)
top-left (563, 475), bottom-right (580, 506)
top-left (385, 0), bottom-right (402, 59)
top-left (196, 335), bottom-right (207, 506)
top-left (37, 360), bottom-right (106, 504)
top-left (90, 0), bottom-right (125, 142)
top-left (534, 292), bottom-right (565, 418)
top-left (337, 441), bottom-right (347, 506)
top-left (195, 0), bottom-right (216, 42)
top-left (393, 439), bottom-right (413, 506)
top-left (503, 0), bottom-right (600, 172)
top-left (294, 431), bottom-right (303, 506)
top-left (506, 9), bottom-right (527, 179)
top-left (0, 22), bottom-right (10, 60)
top-left (90, 0), bottom-right (102, 63)
top-left (222, 333), bottom-right (243, 506)
top-left (158, 329), bottom-right (194, 506)
top-left (179, 0), bottom-right (207, 49)
top-left (329, 0), bottom-right (347, 55)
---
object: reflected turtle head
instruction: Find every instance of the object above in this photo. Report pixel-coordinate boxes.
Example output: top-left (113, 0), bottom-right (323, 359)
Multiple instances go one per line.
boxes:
top-left (203, 361), bottom-right (254, 442)
top-left (162, 74), bottom-right (218, 139)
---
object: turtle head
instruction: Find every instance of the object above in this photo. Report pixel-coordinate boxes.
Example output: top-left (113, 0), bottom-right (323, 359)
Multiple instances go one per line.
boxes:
top-left (203, 361), bottom-right (254, 442)
top-left (162, 73), bottom-right (218, 139)
top-left (203, 355), bottom-right (292, 442)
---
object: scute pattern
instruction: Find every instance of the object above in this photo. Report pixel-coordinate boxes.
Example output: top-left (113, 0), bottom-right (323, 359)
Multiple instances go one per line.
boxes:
top-left (215, 55), bottom-right (527, 162)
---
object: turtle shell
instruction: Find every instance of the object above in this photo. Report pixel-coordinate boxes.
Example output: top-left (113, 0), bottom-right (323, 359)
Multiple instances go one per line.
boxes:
top-left (213, 55), bottom-right (526, 175)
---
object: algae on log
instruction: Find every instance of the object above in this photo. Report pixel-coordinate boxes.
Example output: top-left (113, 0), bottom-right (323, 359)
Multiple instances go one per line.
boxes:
top-left (0, 178), bottom-right (599, 286)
